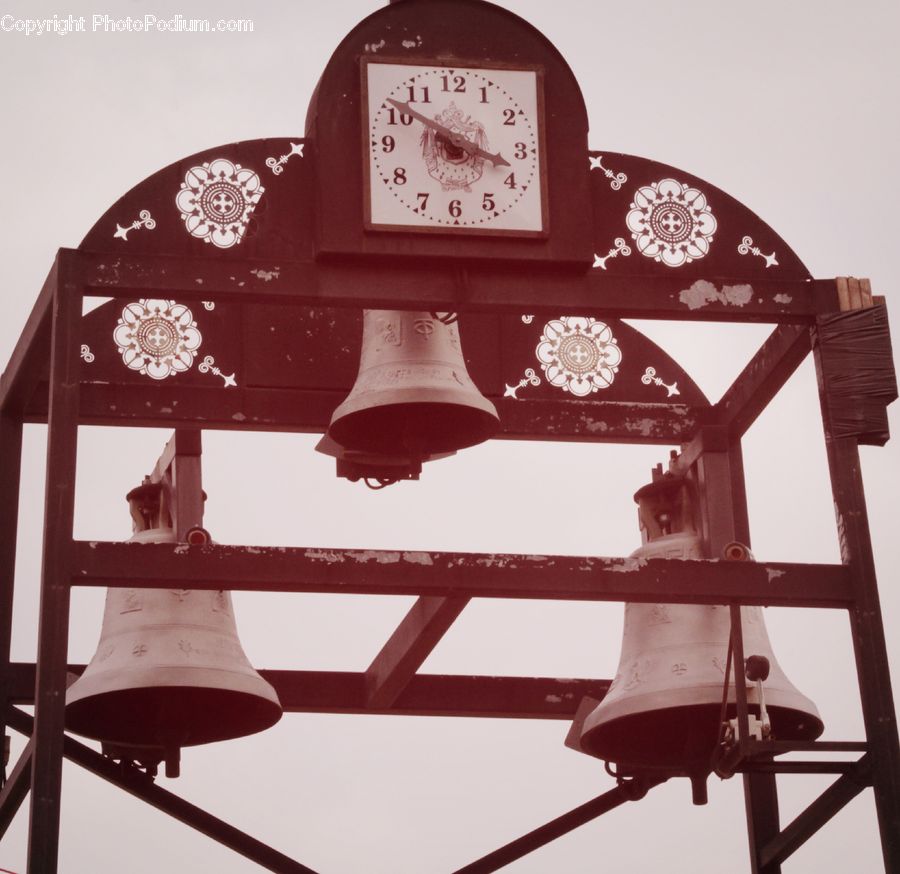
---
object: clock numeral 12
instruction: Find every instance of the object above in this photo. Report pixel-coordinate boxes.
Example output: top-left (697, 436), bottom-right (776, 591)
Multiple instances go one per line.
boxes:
top-left (441, 74), bottom-right (466, 93)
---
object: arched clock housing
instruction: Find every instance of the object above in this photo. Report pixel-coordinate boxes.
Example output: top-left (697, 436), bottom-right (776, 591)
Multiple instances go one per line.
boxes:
top-left (306, 0), bottom-right (592, 266)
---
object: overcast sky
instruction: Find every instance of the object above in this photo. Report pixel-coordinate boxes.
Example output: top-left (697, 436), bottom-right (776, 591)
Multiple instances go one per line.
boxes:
top-left (1, 1), bottom-right (899, 872)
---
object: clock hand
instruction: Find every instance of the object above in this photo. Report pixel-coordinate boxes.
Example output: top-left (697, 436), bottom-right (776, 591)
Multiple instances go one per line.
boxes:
top-left (386, 99), bottom-right (510, 168)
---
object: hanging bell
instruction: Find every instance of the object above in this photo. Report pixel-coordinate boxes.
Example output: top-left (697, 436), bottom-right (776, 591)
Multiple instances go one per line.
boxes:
top-left (66, 482), bottom-right (282, 773)
top-left (328, 310), bottom-right (499, 455)
top-left (579, 473), bottom-right (823, 772)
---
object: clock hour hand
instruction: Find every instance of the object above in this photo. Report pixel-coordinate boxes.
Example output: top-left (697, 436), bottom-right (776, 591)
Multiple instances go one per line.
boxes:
top-left (386, 99), bottom-right (510, 168)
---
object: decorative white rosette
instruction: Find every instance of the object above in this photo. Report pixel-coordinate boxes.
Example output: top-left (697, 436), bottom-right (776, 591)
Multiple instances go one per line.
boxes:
top-left (175, 157), bottom-right (264, 248)
top-left (536, 317), bottom-right (622, 396)
top-left (113, 299), bottom-right (202, 380)
top-left (626, 178), bottom-right (716, 267)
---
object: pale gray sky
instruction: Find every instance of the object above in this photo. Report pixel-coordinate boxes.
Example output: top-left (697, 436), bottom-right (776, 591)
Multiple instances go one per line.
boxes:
top-left (1, 1), bottom-right (898, 871)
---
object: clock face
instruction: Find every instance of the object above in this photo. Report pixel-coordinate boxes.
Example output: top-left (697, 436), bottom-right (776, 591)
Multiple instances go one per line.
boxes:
top-left (362, 59), bottom-right (547, 235)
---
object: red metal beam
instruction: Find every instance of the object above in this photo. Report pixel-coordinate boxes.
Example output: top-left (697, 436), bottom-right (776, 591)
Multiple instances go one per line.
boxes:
top-left (365, 596), bottom-right (469, 709)
top-left (69, 541), bottom-right (854, 608)
top-left (25, 384), bottom-right (706, 444)
top-left (66, 248), bottom-right (838, 322)
top-left (28, 267), bottom-right (81, 871)
top-left (7, 664), bottom-right (610, 720)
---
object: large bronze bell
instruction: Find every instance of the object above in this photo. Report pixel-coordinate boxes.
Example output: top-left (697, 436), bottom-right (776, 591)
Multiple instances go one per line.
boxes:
top-left (579, 473), bottom-right (823, 773)
top-left (328, 311), bottom-right (499, 455)
top-left (66, 482), bottom-right (282, 773)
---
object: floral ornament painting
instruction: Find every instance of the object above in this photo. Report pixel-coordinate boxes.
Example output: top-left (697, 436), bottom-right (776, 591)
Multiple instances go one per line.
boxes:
top-left (626, 178), bottom-right (716, 268)
top-left (536, 317), bottom-right (622, 396)
top-left (175, 158), bottom-right (264, 248)
top-left (113, 299), bottom-right (202, 380)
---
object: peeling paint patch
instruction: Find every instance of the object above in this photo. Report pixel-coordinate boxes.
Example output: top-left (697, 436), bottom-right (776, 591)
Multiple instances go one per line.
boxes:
top-left (348, 550), bottom-right (401, 564)
top-left (545, 694), bottom-right (563, 703)
top-left (232, 413), bottom-right (246, 422)
top-left (679, 280), bottom-right (754, 310)
top-left (608, 557), bottom-right (648, 573)
top-left (766, 568), bottom-right (785, 582)
top-left (721, 284), bottom-right (753, 306)
top-left (364, 39), bottom-right (386, 52)
top-left (679, 280), bottom-right (719, 310)
top-left (250, 268), bottom-right (280, 282)
top-left (773, 293), bottom-right (793, 304)
top-left (173, 544), bottom-right (190, 555)
top-left (583, 419), bottom-right (609, 433)
top-left (306, 549), bottom-right (345, 564)
top-left (403, 551), bottom-right (433, 566)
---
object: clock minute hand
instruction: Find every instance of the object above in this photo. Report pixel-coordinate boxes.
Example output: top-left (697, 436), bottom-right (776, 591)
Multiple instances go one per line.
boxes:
top-left (386, 99), bottom-right (510, 168)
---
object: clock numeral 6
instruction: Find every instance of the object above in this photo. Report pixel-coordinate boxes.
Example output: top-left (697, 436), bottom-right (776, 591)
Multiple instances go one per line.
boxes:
top-left (482, 193), bottom-right (495, 212)
top-left (449, 199), bottom-right (462, 218)
top-left (381, 135), bottom-right (395, 153)
top-left (393, 168), bottom-right (407, 185)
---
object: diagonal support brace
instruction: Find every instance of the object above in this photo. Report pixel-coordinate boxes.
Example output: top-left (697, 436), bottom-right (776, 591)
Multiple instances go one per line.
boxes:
top-left (7, 708), bottom-right (319, 874)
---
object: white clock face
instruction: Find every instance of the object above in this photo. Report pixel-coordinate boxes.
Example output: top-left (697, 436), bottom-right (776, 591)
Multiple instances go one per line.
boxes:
top-left (363, 60), bottom-right (546, 235)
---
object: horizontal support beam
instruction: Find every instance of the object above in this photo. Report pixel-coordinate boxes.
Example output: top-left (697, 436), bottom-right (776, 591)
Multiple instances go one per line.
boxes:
top-left (25, 385), bottom-right (705, 444)
top-left (67, 249), bottom-right (837, 322)
top-left (6, 708), bottom-right (319, 874)
top-left (69, 542), bottom-right (854, 608)
top-left (7, 665), bottom-right (610, 719)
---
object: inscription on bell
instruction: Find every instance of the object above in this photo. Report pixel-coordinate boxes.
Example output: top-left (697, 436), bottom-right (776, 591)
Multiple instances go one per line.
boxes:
top-left (375, 317), bottom-right (402, 348)
top-left (413, 318), bottom-right (435, 337)
top-left (170, 589), bottom-right (191, 602)
top-left (132, 643), bottom-right (148, 657)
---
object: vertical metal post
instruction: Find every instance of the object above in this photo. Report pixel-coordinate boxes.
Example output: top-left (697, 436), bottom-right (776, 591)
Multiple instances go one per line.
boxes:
top-left (170, 430), bottom-right (204, 539)
top-left (27, 257), bottom-right (81, 873)
top-left (818, 433), bottom-right (900, 870)
top-left (693, 437), bottom-right (782, 874)
top-left (0, 412), bottom-right (24, 787)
